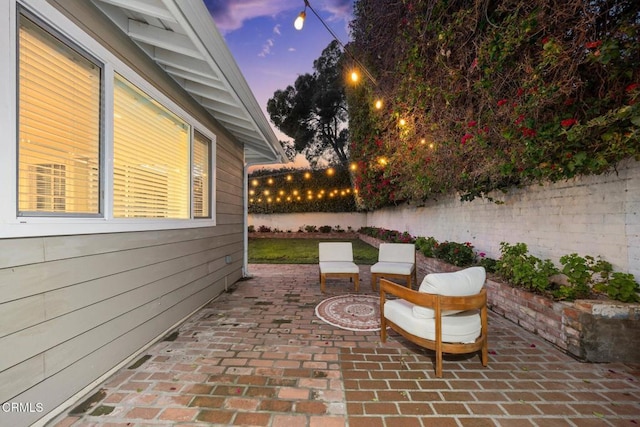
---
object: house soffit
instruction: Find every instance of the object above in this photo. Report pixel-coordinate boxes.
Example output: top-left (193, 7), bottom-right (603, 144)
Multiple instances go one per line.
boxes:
top-left (90, 0), bottom-right (285, 164)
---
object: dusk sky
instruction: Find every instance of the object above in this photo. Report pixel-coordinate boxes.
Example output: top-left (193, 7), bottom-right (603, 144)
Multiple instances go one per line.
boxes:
top-left (204, 0), bottom-right (355, 166)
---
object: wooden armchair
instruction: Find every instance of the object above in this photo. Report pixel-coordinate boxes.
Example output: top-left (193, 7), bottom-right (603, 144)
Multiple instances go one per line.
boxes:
top-left (380, 266), bottom-right (488, 377)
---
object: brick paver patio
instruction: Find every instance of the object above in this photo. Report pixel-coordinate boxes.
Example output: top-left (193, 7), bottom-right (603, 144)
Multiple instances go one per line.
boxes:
top-left (52, 264), bottom-right (640, 427)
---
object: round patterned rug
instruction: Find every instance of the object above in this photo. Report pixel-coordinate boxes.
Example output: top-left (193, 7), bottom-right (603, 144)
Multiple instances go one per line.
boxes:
top-left (315, 294), bottom-right (381, 331)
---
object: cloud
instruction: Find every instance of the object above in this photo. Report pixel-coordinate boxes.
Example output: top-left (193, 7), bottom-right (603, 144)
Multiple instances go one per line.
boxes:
top-left (203, 0), bottom-right (292, 34)
top-left (204, 0), bottom-right (353, 34)
top-left (259, 39), bottom-right (275, 57)
top-left (321, 0), bottom-right (353, 21)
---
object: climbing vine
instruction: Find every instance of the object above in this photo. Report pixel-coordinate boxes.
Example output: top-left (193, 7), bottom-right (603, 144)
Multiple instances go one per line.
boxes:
top-left (347, 0), bottom-right (640, 209)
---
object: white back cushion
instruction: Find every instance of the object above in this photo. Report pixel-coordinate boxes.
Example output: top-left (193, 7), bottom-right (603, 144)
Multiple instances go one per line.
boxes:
top-left (413, 266), bottom-right (486, 319)
top-left (419, 266), bottom-right (486, 296)
top-left (378, 243), bottom-right (415, 264)
top-left (319, 242), bottom-right (354, 262)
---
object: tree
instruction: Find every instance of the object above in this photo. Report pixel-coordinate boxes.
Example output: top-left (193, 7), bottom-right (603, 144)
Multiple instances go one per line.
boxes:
top-left (267, 40), bottom-right (349, 168)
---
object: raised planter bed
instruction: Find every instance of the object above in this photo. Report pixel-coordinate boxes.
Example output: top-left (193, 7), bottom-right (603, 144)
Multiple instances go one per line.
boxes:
top-left (358, 233), bottom-right (640, 363)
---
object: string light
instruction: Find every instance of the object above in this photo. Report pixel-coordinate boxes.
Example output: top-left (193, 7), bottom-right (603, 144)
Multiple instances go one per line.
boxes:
top-left (248, 167), bottom-right (356, 210)
top-left (293, 0), bottom-right (377, 87)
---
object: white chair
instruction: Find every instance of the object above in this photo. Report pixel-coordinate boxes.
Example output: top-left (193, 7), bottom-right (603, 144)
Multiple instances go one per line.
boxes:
top-left (371, 243), bottom-right (416, 290)
top-left (318, 242), bottom-right (359, 293)
top-left (380, 266), bottom-right (488, 377)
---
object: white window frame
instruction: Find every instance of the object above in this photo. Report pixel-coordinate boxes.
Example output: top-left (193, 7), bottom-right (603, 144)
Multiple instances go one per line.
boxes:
top-left (0, 0), bottom-right (217, 238)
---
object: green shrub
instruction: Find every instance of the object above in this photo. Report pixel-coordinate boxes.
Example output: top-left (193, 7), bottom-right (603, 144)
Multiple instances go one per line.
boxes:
top-left (319, 225), bottom-right (333, 233)
top-left (497, 242), bottom-right (559, 293)
top-left (557, 254), bottom-right (608, 300)
top-left (415, 236), bottom-right (438, 258)
top-left (595, 272), bottom-right (640, 303)
top-left (433, 241), bottom-right (476, 267)
top-left (478, 256), bottom-right (498, 274)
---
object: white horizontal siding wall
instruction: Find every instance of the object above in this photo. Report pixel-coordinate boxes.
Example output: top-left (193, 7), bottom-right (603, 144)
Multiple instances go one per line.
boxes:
top-left (0, 1), bottom-right (249, 424)
top-left (0, 138), bottom-right (245, 427)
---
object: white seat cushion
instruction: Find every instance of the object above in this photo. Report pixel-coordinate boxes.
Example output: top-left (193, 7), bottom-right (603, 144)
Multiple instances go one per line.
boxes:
top-left (413, 266), bottom-right (486, 319)
top-left (320, 261), bottom-right (359, 274)
top-left (385, 299), bottom-right (481, 343)
top-left (371, 261), bottom-right (414, 275)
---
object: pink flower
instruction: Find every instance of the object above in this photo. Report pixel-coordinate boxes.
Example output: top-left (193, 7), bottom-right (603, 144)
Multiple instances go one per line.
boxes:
top-left (561, 118), bottom-right (578, 128)
top-left (471, 57), bottom-right (478, 69)
top-left (467, 120), bottom-right (477, 127)
top-left (497, 99), bottom-right (508, 107)
top-left (479, 252), bottom-right (486, 258)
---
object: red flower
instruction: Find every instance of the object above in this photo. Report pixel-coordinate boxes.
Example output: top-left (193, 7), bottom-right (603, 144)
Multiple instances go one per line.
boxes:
top-left (517, 88), bottom-right (525, 97)
top-left (626, 83), bottom-right (639, 93)
top-left (461, 133), bottom-right (474, 145)
top-left (497, 99), bottom-right (508, 107)
top-left (564, 98), bottom-right (575, 106)
top-left (520, 127), bottom-right (536, 137)
top-left (467, 120), bottom-right (477, 127)
top-left (541, 37), bottom-right (549, 45)
top-left (514, 114), bottom-right (525, 125)
top-left (471, 58), bottom-right (478, 69)
top-left (561, 118), bottom-right (577, 128)
top-left (585, 40), bottom-right (602, 49)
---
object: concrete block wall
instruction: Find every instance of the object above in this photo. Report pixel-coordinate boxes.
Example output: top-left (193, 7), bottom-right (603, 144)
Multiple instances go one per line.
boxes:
top-left (367, 159), bottom-right (640, 283)
top-left (248, 212), bottom-right (366, 233)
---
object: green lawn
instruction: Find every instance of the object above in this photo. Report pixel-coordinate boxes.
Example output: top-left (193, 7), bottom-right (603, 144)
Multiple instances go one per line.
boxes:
top-left (248, 238), bottom-right (379, 264)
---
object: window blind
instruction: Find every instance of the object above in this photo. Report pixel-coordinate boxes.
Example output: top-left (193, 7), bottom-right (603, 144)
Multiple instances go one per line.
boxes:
top-left (193, 131), bottom-right (211, 218)
top-left (113, 75), bottom-right (190, 219)
top-left (18, 15), bottom-right (101, 215)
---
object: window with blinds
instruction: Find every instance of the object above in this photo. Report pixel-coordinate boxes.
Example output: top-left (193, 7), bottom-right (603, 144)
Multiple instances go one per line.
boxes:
top-left (113, 75), bottom-right (191, 219)
top-left (15, 12), bottom-right (216, 228)
top-left (193, 131), bottom-right (211, 218)
top-left (17, 15), bottom-right (101, 215)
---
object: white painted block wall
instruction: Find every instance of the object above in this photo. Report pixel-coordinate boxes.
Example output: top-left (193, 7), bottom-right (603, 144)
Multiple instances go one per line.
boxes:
top-left (249, 212), bottom-right (367, 233)
top-left (367, 159), bottom-right (639, 282)
top-left (249, 159), bottom-right (640, 282)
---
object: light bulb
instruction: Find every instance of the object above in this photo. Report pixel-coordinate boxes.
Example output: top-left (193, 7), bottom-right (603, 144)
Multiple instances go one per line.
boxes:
top-left (294, 11), bottom-right (306, 30)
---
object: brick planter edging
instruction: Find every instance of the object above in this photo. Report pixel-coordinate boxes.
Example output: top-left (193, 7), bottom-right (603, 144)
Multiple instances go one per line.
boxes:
top-left (358, 233), bottom-right (640, 363)
top-left (249, 231), bottom-right (360, 239)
